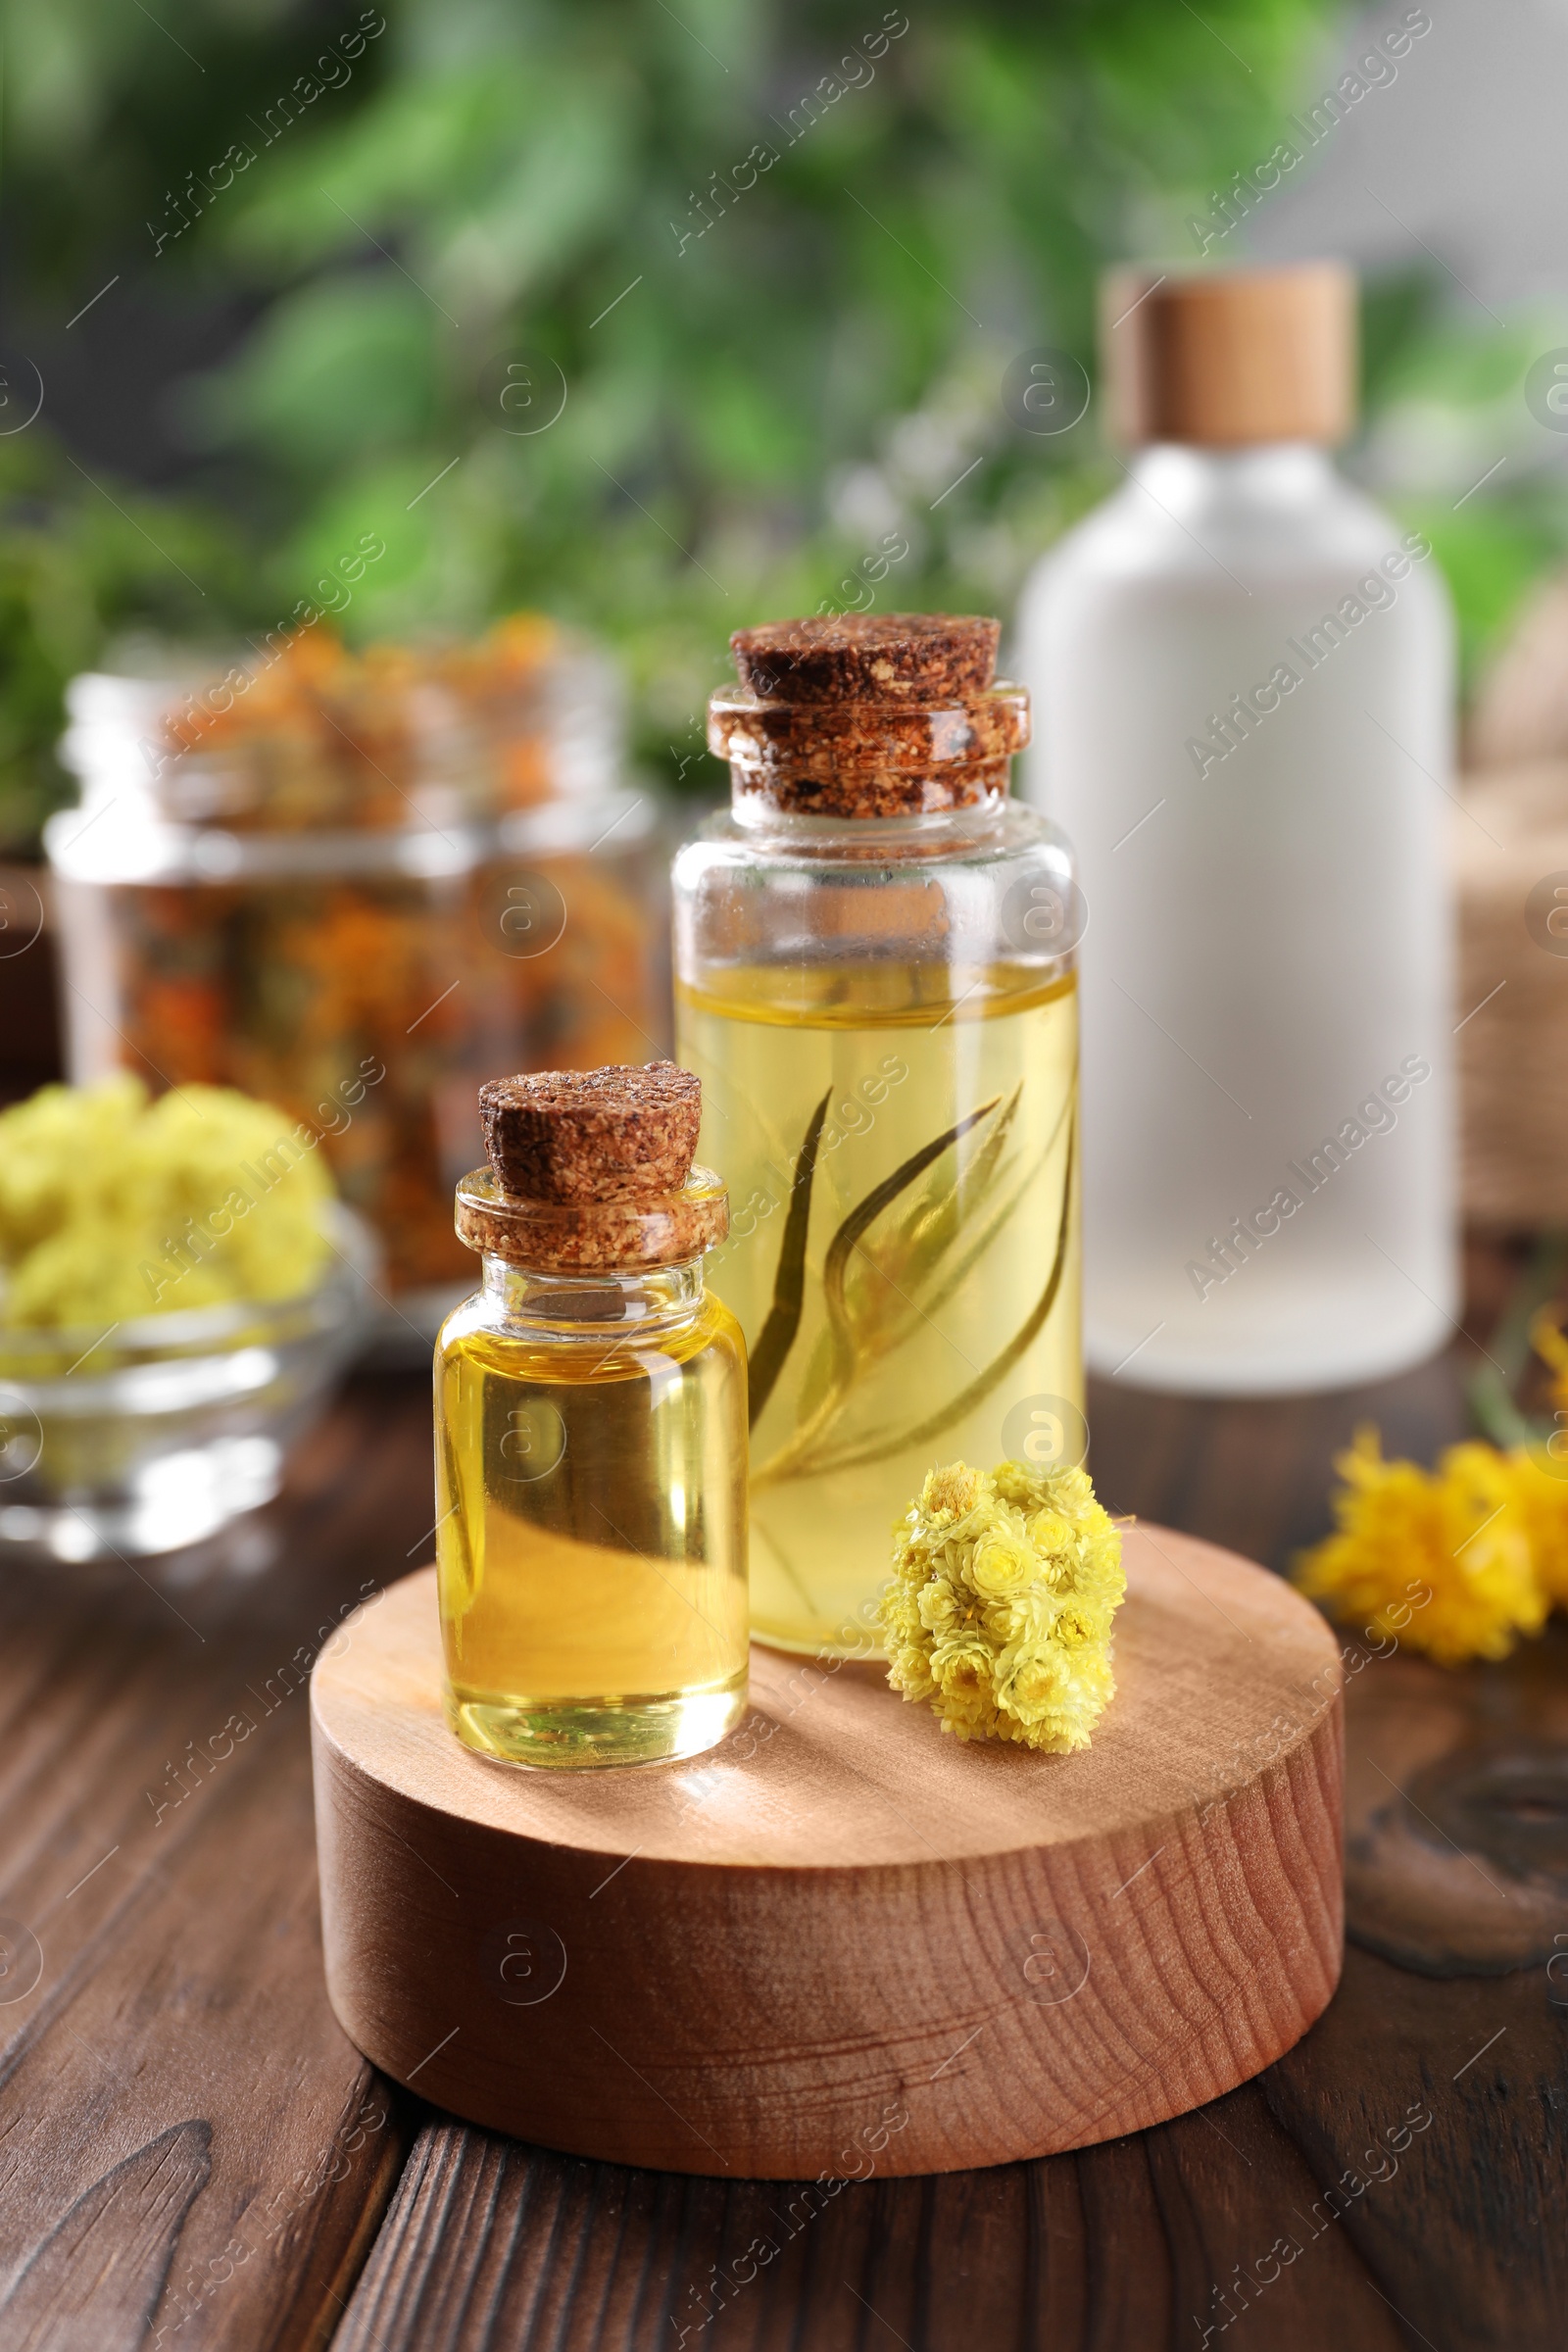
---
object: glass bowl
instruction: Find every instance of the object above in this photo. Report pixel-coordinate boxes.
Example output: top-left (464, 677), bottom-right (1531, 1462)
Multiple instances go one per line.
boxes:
top-left (0, 1205), bottom-right (380, 1560)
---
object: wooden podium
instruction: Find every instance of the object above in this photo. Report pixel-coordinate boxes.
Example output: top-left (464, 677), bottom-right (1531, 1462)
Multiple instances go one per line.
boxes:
top-left (311, 1529), bottom-right (1343, 2179)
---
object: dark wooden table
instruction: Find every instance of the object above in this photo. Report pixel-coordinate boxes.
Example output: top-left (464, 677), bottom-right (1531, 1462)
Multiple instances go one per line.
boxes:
top-left (3, 1255), bottom-right (1564, 2351)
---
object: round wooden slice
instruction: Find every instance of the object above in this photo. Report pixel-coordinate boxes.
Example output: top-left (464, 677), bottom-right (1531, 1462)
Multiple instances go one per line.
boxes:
top-left (311, 1529), bottom-right (1343, 2179)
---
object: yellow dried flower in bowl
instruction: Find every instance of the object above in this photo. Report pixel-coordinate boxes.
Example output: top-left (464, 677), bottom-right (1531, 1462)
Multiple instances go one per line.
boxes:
top-left (0, 1076), bottom-right (334, 1330)
top-left (877, 1458), bottom-right (1125, 1751)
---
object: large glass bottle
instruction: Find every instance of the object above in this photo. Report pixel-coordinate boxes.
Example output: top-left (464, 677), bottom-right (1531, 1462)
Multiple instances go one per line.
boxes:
top-left (673, 613), bottom-right (1081, 1657)
top-left (1017, 263), bottom-right (1456, 1394)
top-left (435, 1063), bottom-right (748, 1767)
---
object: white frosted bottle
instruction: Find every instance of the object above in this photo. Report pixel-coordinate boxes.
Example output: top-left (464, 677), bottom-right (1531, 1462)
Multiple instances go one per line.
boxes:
top-left (1017, 263), bottom-right (1456, 1394)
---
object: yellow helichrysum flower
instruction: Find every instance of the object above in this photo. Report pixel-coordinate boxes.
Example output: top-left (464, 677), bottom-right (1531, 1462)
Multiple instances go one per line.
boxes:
top-left (0, 1078), bottom-right (335, 1329)
top-left (876, 1457), bottom-right (1125, 1751)
top-left (1293, 1428), bottom-right (1546, 1666)
top-left (1503, 1446), bottom-right (1568, 1611)
top-left (1530, 1304), bottom-right (1568, 1415)
top-left (1506, 1309), bottom-right (1568, 1608)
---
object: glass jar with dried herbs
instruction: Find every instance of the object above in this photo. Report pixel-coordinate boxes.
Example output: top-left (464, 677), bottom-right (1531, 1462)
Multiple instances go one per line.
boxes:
top-left (673, 613), bottom-right (1082, 1656)
top-left (47, 624), bottom-right (664, 1350)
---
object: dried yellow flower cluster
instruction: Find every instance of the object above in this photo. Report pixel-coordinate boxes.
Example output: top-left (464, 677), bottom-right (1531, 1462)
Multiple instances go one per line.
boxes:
top-left (1294, 1426), bottom-right (1568, 1666)
top-left (878, 1459), bottom-right (1125, 1750)
top-left (0, 1077), bottom-right (334, 1329)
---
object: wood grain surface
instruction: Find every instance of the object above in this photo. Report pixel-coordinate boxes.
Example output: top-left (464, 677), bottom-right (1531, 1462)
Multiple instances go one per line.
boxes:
top-left (312, 1538), bottom-right (1343, 2176)
top-left (0, 1383), bottom-right (418, 2351)
top-left (3, 1241), bottom-right (1564, 2349)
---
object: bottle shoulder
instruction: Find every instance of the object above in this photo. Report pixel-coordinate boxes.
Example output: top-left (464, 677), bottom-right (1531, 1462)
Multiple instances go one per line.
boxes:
top-left (699, 1287), bottom-right (748, 1365)
top-left (435, 1288), bottom-right (487, 1354)
top-left (436, 1283), bottom-right (743, 1381)
top-left (673, 798), bottom-right (1080, 992)
top-left (1019, 445), bottom-right (1439, 610)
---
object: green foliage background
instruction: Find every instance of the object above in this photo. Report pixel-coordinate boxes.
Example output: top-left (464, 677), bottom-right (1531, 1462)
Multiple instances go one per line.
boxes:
top-left (1, 0), bottom-right (1560, 847)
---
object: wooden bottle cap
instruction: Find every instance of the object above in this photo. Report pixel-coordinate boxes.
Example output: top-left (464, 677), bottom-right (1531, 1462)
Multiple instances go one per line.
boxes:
top-left (466, 1062), bottom-right (725, 1272)
top-left (1101, 262), bottom-right (1355, 448)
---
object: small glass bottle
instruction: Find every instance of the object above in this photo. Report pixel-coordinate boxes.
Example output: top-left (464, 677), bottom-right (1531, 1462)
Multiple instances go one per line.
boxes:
top-left (434, 1061), bottom-right (749, 1767)
top-left (673, 613), bottom-right (1082, 1657)
top-left (1017, 262), bottom-right (1456, 1394)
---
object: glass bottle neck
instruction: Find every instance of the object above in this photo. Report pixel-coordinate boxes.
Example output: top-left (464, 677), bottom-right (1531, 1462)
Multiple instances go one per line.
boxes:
top-left (721, 789), bottom-right (1013, 858)
top-left (479, 1253), bottom-right (704, 1339)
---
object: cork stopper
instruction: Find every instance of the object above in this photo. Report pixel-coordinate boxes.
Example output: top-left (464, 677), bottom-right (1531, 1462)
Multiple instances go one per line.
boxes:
top-left (480, 1061), bottom-right (701, 1203)
top-left (1101, 262), bottom-right (1355, 449)
top-left (464, 1062), bottom-right (725, 1271)
top-left (709, 682), bottom-right (1028, 774)
top-left (713, 612), bottom-right (1027, 818)
top-left (731, 613), bottom-right (1000, 704)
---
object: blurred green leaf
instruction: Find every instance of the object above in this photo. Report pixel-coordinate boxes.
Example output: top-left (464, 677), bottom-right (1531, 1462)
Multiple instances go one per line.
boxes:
top-left (185, 274), bottom-right (439, 473)
top-left (22, 0), bottom-right (1568, 840)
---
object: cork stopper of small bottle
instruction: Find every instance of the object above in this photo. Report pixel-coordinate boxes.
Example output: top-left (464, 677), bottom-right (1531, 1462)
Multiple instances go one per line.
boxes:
top-left (710, 612), bottom-right (1030, 819)
top-left (1100, 261), bottom-right (1355, 449)
top-left (457, 1061), bottom-right (727, 1272)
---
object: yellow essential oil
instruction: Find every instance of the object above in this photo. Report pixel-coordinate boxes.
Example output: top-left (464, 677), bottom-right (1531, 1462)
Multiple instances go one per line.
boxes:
top-left (433, 1064), bottom-right (748, 1768)
top-left (677, 957), bottom-right (1079, 1654)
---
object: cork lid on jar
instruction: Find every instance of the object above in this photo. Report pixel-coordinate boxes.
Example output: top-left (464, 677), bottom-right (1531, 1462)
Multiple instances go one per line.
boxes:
top-left (712, 612), bottom-right (1030, 819)
top-left (458, 1062), bottom-right (726, 1272)
top-left (1100, 262), bottom-right (1355, 449)
top-left (731, 612), bottom-right (1001, 704)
